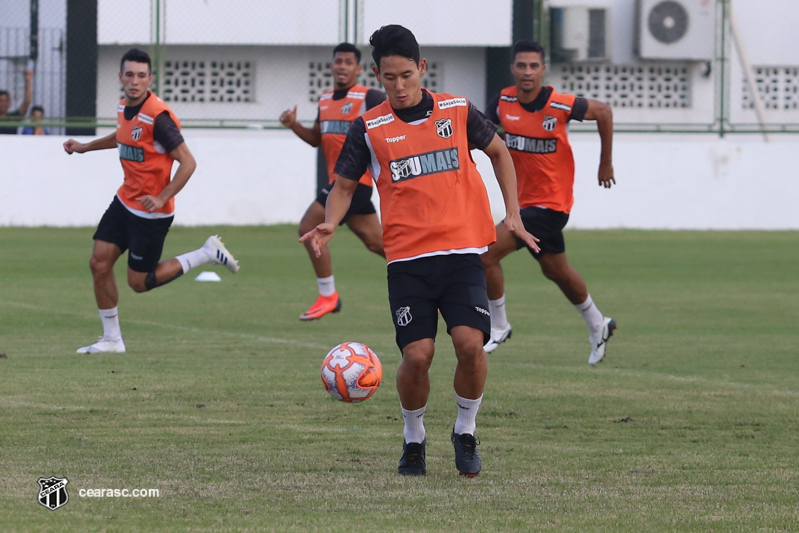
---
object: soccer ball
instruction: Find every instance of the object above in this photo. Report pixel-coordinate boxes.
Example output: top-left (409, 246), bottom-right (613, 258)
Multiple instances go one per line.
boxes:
top-left (321, 342), bottom-right (383, 402)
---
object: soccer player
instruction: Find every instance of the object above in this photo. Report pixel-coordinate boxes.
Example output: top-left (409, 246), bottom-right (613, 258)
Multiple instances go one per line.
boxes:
top-left (0, 69), bottom-right (33, 134)
top-left (280, 43), bottom-right (387, 321)
top-left (63, 48), bottom-right (239, 354)
top-left (301, 25), bottom-right (538, 477)
top-left (481, 40), bottom-right (617, 364)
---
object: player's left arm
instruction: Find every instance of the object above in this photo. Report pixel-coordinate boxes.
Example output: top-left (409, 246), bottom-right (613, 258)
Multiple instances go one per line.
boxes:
top-left (137, 141), bottom-right (196, 212)
top-left (583, 99), bottom-right (615, 189)
top-left (482, 134), bottom-right (540, 253)
top-left (136, 112), bottom-right (195, 212)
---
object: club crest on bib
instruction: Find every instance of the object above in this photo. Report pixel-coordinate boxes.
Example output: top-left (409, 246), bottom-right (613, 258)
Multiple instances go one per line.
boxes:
top-left (542, 115), bottom-right (557, 132)
top-left (340, 102), bottom-right (352, 115)
top-left (131, 125), bottom-right (143, 141)
top-left (436, 118), bottom-right (453, 139)
top-left (395, 306), bottom-right (412, 326)
top-left (38, 476), bottom-right (69, 511)
top-left (390, 159), bottom-right (412, 181)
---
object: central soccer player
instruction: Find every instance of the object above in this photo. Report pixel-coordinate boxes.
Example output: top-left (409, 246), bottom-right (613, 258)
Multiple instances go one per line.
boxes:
top-left (301, 25), bottom-right (538, 477)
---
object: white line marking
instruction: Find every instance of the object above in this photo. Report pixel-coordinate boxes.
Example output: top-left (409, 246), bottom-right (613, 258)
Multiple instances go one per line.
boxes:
top-left (1, 299), bottom-right (331, 350)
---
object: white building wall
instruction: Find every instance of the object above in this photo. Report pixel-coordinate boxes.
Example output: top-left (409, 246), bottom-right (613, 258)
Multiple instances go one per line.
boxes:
top-left (359, 0), bottom-right (512, 46)
top-left (2, 132), bottom-right (796, 230)
top-left (0, 0), bottom-right (65, 29)
top-left (3, 1), bottom-right (797, 230)
top-left (91, 0), bottom-right (799, 126)
top-left (97, 0), bottom-right (512, 46)
top-left (96, 45), bottom-right (488, 124)
top-left (548, 0), bottom-right (799, 66)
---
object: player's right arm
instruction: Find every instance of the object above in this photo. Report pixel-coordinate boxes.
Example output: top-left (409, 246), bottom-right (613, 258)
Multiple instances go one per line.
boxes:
top-left (299, 176), bottom-right (358, 257)
top-left (299, 116), bottom-right (369, 256)
top-left (63, 131), bottom-right (118, 154)
top-left (583, 99), bottom-right (615, 189)
top-left (280, 105), bottom-right (322, 147)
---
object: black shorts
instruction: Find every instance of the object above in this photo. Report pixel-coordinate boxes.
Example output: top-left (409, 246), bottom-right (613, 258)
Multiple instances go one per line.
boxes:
top-left (515, 207), bottom-right (570, 258)
top-left (316, 182), bottom-right (377, 225)
top-left (93, 196), bottom-right (174, 273)
top-left (387, 254), bottom-right (490, 350)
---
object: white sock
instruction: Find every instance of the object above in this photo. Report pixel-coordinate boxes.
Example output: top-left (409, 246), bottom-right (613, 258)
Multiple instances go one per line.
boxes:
top-left (317, 275), bottom-right (336, 297)
top-left (401, 404), bottom-right (427, 444)
top-left (575, 294), bottom-right (604, 336)
top-left (176, 249), bottom-right (209, 273)
top-left (489, 294), bottom-right (509, 330)
top-left (454, 394), bottom-right (482, 436)
top-left (99, 307), bottom-right (121, 340)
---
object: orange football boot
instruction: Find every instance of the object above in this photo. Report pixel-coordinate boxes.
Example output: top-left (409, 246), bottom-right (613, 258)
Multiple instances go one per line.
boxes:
top-left (299, 292), bottom-right (342, 321)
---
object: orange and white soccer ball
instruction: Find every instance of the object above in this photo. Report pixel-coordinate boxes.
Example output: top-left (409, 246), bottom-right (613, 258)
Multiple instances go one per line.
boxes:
top-left (321, 342), bottom-right (383, 402)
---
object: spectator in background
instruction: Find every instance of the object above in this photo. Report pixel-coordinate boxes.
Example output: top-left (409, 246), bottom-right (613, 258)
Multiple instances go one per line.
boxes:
top-left (21, 105), bottom-right (50, 135)
top-left (0, 70), bottom-right (34, 135)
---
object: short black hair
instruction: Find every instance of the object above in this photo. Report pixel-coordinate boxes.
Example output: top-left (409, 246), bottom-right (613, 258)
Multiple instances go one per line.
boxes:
top-left (369, 25), bottom-right (420, 69)
top-left (0, 90), bottom-right (9, 98)
top-left (31, 105), bottom-right (44, 114)
top-left (512, 40), bottom-right (546, 62)
top-left (333, 42), bottom-right (361, 62)
top-left (120, 48), bottom-right (152, 74)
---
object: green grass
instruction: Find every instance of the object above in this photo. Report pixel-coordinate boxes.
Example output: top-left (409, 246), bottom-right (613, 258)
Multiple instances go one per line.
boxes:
top-left (1, 226), bottom-right (798, 532)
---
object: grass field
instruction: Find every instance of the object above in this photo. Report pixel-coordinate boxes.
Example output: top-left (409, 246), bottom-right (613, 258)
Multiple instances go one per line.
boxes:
top-left (1, 226), bottom-right (798, 532)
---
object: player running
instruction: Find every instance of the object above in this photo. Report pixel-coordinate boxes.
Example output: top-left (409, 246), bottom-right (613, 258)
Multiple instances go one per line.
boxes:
top-left (482, 40), bottom-right (617, 364)
top-left (280, 43), bottom-right (387, 321)
top-left (64, 48), bottom-right (239, 354)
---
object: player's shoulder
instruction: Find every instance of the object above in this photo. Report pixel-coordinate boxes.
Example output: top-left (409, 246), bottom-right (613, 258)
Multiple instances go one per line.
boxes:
top-left (498, 86), bottom-right (519, 105)
top-left (365, 87), bottom-right (387, 99)
top-left (546, 88), bottom-right (577, 113)
top-left (364, 88), bottom-right (387, 111)
top-left (433, 92), bottom-right (470, 110)
top-left (140, 93), bottom-right (178, 123)
top-left (345, 84), bottom-right (369, 100)
top-left (145, 92), bottom-right (173, 110)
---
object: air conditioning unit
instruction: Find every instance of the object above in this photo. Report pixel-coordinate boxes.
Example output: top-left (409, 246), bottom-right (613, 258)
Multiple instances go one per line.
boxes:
top-left (550, 6), bottom-right (610, 62)
top-left (636, 0), bottom-right (715, 60)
